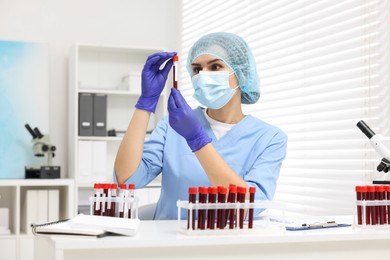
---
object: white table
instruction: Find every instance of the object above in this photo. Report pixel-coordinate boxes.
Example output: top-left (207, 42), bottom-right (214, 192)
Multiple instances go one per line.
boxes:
top-left (34, 220), bottom-right (390, 260)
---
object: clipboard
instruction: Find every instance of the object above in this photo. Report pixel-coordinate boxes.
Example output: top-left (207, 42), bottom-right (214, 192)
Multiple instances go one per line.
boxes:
top-left (286, 221), bottom-right (351, 231)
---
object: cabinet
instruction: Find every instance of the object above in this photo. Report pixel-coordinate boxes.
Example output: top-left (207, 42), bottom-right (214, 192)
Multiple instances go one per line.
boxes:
top-left (0, 179), bottom-right (74, 260)
top-left (68, 44), bottom-right (165, 212)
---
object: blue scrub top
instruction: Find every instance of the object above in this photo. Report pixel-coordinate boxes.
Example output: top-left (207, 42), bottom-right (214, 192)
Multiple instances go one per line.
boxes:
top-left (114, 107), bottom-right (287, 220)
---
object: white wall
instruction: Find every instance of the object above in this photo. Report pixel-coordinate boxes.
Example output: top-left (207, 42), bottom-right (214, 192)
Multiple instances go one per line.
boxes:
top-left (0, 0), bottom-right (181, 177)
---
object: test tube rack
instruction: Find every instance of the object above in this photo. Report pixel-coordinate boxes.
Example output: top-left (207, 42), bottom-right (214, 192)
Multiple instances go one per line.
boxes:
top-left (89, 195), bottom-right (139, 219)
top-left (354, 185), bottom-right (390, 230)
top-left (176, 200), bottom-right (285, 236)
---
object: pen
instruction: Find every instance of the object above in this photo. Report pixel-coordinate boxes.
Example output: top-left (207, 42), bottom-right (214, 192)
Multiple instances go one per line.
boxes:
top-left (302, 221), bottom-right (337, 228)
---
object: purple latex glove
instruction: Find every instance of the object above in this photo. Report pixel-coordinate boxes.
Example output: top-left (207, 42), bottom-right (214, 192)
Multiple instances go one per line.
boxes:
top-left (135, 52), bottom-right (177, 113)
top-left (168, 88), bottom-right (212, 152)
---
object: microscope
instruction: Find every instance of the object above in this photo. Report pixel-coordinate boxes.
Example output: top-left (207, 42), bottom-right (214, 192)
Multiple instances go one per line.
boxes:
top-left (357, 120), bottom-right (390, 184)
top-left (24, 124), bottom-right (60, 179)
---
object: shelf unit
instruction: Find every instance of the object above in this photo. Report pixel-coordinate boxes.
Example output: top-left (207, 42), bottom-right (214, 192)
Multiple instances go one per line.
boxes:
top-left (0, 179), bottom-right (74, 260)
top-left (68, 44), bottom-right (165, 212)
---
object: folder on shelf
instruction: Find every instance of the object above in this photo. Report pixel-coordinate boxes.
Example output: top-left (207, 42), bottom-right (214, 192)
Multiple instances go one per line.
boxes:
top-left (48, 189), bottom-right (60, 222)
top-left (93, 94), bottom-right (107, 136)
top-left (37, 190), bottom-right (48, 224)
top-left (24, 190), bottom-right (38, 235)
top-left (79, 93), bottom-right (93, 136)
top-left (32, 214), bottom-right (140, 237)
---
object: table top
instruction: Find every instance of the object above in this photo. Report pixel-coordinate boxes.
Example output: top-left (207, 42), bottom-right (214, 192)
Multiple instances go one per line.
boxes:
top-left (43, 218), bottom-right (390, 250)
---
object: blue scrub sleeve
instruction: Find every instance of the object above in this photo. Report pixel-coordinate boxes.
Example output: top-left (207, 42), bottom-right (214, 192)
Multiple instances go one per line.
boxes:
top-left (244, 130), bottom-right (288, 215)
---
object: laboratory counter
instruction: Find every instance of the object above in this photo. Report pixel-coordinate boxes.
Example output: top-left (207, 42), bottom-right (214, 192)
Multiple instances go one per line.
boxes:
top-left (34, 220), bottom-right (390, 260)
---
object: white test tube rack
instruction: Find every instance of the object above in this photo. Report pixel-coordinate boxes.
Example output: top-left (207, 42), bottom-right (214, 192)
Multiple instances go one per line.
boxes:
top-left (89, 195), bottom-right (139, 219)
top-left (353, 200), bottom-right (390, 230)
top-left (176, 200), bottom-right (286, 235)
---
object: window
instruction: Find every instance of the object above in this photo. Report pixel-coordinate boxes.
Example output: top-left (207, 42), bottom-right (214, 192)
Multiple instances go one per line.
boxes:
top-left (180, 0), bottom-right (390, 216)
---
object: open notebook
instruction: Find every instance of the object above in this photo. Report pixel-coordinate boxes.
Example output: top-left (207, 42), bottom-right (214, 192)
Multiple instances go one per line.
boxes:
top-left (31, 214), bottom-right (140, 237)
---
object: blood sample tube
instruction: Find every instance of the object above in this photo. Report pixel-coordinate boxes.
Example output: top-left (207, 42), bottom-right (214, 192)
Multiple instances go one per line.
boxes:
top-left (238, 186), bottom-right (246, 229)
top-left (207, 187), bottom-right (217, 229)
top-left (248, 186), bottom-right (256, 229)
top-left (93, 183), bottom-right (102, 216)
top-left (367, 186), bottom-right (377, 225)
top-left (216, 186), bottom-right (223, 228)
top-left (128, 184), bottom-right (135, 219)
top-left (376, 185), bottom-right (386, 225)
top-left (118, 184), bottom-right (127, 218)
top-left (228, 185), bottom-right (237, 229)
top-left (386, 185), bottom-right (390, 224)
top-left (187, 187), bottom-right (197, 230)
top-left (172, 55), bottom-right (178, 89)
top-left (103, 183), bottom-right (110, 216)
top-left (355, 186), bottom-right (366, 225)
top-left (218, 187), bottom-right (227, 229)
top-left (110, 184), bottom-right (117, 217)
top-left (197, 187), bottom-right (208, 230)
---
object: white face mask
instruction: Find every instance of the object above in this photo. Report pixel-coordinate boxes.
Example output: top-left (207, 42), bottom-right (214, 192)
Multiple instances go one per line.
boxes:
top-left (192, 71), bottom-right (239, 109)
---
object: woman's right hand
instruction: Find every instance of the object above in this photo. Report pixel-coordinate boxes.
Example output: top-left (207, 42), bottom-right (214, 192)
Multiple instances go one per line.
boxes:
top-left (135, 52), bottom-right (177, 113)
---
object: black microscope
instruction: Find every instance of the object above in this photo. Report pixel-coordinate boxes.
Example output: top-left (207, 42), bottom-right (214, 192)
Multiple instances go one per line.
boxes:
top-left (24, 124), bottom-right (60, 179)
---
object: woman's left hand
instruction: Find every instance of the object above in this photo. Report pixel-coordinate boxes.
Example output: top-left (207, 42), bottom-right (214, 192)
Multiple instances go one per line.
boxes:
top-left (168, 88), bottom-right (211, 152)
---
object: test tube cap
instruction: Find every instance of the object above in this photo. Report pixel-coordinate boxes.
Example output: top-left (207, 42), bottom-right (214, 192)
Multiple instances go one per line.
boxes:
top-left (209, 187), bottom-right (218, 194)
top-left (355, 185), bottom-right (367, 192)
top-left (367, 185), bottom-right (376, 192)
top-left (375, 185), bottom-right (385, 192)
top-left (238, 186), bottom-right (247, 194)
top-left (119, 183), bottom-right (126, 190)
top-left (103, 183), bottom-right (110, 189)
top-left (229, 185), bottom-right (237, 193)
top-left (173, 55), bottom-right (179, 61)
top-left (188, 187), bottom-right (197, 194)
top-left (128, 184), bottom-right (136, 190)
top-left (249, 186), bottom-right (256, 193)
top-left (110, 183), bottom-right (117, 189)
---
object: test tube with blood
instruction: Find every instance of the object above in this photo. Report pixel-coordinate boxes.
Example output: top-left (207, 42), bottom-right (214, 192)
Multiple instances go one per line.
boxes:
top-left (218, 187), bottom-right (227, 229)
top-left (172, 55), bottom-right (178, 89)
top-left (248, 187), bottom-right (256, 229)
top-left (198, 187), bottom-right (208, 230)
top-left (118, 184), bottom-right (127, 218)
top-left (228, 185), bottom-right (237, 229)
top-left (237, 186), bottom-right (246, 229)
top-left (386, 185), bottom-right (390, 224)
top-left (367, 186), bottom-right (377, 225)
top-left (128, 184), bottom-right (135, 219)
top-left (207, 187), bottom-right (217, 229)
top-left (110, 184), bottom-right (117, 217)
top-left (355, 186), bottom-right (366, 225)
top-left (187, 187), bottom-right (197, 230)
top-left (93, 183), bottom-right (103, 216)
top-left (376, 185), bottom-right (387, 225)
top-left (103, 183), bottom-right (110, 216)
top-left (216, 186), bottom-right (223, 228)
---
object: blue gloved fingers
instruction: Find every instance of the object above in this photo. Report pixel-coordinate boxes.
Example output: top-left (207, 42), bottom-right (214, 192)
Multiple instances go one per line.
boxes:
top-left (168, 88), bottom-right (212, 152)
top-left (136, 52), bottom-right (177, 113)
top-left (144, 52), bottom-right (177, 72)
top-left (169, 88), bottom-right (187, 109)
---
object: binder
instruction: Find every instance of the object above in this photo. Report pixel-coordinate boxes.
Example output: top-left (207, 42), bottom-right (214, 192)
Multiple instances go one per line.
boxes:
top-left (48, 189), bottom-right (60, 222)
top-left (93, 94), bottom-right (107, 136)
top-left (24, 190), bottom-right (38, 235)
top-left (79, 93), bottom-right (93, 136)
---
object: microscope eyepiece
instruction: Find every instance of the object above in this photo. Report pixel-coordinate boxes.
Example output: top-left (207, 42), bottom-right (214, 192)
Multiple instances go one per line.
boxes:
top-left (357, 120), bottom-right (376, 139)
top-left (33, 127), bottom-right (44, 139)
top-left (25, 124), bottom-right (38, 139)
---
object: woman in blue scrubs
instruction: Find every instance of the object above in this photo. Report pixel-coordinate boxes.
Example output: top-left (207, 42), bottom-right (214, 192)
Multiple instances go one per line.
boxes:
top-left (114, 32), bottom-right (288, 220)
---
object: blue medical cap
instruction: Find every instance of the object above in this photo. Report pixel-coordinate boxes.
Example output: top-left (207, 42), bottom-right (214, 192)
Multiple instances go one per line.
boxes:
top-left (186, 32), bottom-right (260, 104)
